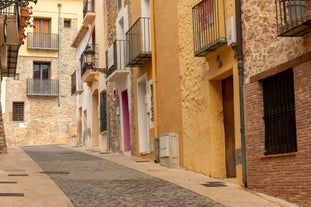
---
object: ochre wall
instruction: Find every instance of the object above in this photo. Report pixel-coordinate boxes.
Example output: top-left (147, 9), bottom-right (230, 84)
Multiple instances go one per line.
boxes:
top-left (154, 0), bottom-right (184, 163)
top-left (177, 0), bottom-right (243, 184)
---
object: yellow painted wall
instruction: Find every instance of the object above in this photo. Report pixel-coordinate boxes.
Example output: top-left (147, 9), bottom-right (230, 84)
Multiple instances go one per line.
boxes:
top-left (19, 0), bottom-right (83, 57)
top-left (177, 0), bottom-right (243, 185)
top-left (131, 0), bottom-right (142, 22)
top-left (154, 0), bottom-right (183, 164)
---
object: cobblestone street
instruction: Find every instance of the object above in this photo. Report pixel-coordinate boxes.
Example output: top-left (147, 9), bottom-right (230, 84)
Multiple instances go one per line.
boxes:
top-left (22, 145), bottom-right (223, 207)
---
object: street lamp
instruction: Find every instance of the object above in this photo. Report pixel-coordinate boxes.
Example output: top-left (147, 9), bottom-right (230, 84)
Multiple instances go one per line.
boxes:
top-left (83, 45), bottom-right (106, 73)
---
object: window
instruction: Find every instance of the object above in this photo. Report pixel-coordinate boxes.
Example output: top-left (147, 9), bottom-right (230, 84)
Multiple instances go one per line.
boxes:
top-left (262, 69), bottom-right (297, 155)
top-left (12, 102), bottom-right (24, 122)
top-left (33, 62), bottom-right (50, 80)
top-left (64, 19), bottom-right (71, 28)
top-left (33, 18), bottom-right (51, 33)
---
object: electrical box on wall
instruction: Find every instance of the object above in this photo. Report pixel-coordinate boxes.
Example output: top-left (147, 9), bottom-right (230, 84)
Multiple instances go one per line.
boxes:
top-left (227, 16), bottom-right (237, 47)
top-left (160, 133), bottom-right (179, 168)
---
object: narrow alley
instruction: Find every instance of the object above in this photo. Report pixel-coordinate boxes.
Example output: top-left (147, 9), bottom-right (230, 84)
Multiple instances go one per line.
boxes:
top-left (21, 145), bottom-right (223, 207)
top-left (0, 144), bottom-right (297, 207)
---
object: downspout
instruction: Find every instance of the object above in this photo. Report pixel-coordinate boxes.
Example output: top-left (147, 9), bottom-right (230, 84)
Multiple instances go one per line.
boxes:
top-left (150, 0), bottom-right (159, 162)
top-left (57, 3), bottom-right (61, 107)
top-left (235, 0), bottom-right (247, 187)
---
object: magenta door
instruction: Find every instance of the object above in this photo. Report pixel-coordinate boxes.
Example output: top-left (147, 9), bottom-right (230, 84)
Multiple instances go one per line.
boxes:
top-left (122, 90), bottom-right (131, 152)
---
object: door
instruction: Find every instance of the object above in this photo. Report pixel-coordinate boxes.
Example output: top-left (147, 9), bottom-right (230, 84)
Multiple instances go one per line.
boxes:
top-left (122, 90), bottom-right (131, 152)
top-left (222, 76), bottom-right (236, 178)
top-left (137, 76), bottom-right (149, 153)
top-left (33, 62), bottom-right (50, 94)
top-left (33, 18), bottom-right (50, 48)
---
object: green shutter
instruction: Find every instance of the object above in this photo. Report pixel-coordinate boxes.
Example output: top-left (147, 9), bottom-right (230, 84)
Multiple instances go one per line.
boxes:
top-left (100, 91), bottom-right (107, 132)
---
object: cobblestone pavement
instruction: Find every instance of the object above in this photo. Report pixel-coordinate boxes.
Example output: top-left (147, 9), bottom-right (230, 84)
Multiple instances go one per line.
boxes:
top-left (21, 145), bottom-right (224, 207)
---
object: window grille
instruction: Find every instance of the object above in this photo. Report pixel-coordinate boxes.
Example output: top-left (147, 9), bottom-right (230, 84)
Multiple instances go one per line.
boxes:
top-left (261, 69), bottom-right (297, 155)
top-left (12, 102), bottom-right (24, 122)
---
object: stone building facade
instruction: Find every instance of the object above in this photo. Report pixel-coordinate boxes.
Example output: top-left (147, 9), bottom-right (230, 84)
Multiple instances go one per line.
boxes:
top-left (3, 1), bottom-right (82, 146)
top-left (242, 1), bottom-right (311, 206)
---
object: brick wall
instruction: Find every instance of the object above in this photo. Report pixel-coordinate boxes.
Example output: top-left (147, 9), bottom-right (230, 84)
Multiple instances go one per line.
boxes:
top-left (244, 60), bottom-right (311, 207)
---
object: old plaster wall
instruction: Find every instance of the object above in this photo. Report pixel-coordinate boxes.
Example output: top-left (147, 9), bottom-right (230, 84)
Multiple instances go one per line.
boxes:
top-left (176, 0), bottom-right (212, 175)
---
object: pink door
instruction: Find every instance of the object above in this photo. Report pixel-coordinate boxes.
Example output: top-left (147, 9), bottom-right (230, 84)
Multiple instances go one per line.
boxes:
top-left (122, 90), bottom-right (131, 152)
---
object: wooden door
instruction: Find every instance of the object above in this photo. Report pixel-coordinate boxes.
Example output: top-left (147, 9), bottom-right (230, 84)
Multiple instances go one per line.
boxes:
top-left (222, 76), bottom-right (236, 178)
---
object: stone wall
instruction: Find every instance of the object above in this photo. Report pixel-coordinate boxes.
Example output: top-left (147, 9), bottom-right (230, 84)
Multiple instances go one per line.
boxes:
top-left (3, 18), bottom-right (78, 146)
top-left (107, 82), bottom-right (121, 152)
top-left (242, 0), bottom-right (311, 83)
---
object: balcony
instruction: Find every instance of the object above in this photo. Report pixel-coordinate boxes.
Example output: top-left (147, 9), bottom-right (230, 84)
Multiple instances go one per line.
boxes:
top-left (26, 79), bottom-right (59, 97)
top-left (276, 0), bottom-right (311, 36)
top-left (126, 17), bottom-right (151, 67)
top-left (192, 0), bottom-right (227, 57)
top-left (71, 70), bottom-right (82, 96)
top-left (81, 64), bottom-right (99, 87)
top-left (83, 0), bottom-right (95, 25)
top-left (106, 40), bottom-right (129, 81)
top-left (27, 32), bottom-right (59, 50)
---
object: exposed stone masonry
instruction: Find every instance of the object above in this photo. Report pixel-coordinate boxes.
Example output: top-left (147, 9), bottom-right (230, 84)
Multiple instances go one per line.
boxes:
top-left (3, 18), bottom-right (78, 146)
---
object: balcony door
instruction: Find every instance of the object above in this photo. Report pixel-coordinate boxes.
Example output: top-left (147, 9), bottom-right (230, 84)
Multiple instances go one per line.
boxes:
top-left (33, 18), bottom-right (51, 48)
top-left (33, 62), bottom-right (50, 94)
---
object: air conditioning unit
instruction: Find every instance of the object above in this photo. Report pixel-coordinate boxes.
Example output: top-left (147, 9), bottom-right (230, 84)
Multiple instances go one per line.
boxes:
top-left (227, 16), bottom-right (237, 47)
top-left (160, 133), bottom-right (179, 168)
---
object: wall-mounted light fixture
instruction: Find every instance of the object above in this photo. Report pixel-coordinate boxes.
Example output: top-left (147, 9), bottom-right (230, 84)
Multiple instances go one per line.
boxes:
top-left (83, 45), bottom-right (106, 73)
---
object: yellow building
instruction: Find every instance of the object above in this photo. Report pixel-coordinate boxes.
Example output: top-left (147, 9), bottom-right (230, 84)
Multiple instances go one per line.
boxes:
top-left (127, 0), bottom-right (244, 185)
top-left (180, 0), bottom-right (244, 185)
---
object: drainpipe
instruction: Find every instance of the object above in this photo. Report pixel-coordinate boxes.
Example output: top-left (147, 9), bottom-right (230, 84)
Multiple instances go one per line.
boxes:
top-left (57, 3), bottom-right (61, 107)
top-left (150, 0), bottom-right (159, 162)
top-left (235, 0), bottom-right (247, 187)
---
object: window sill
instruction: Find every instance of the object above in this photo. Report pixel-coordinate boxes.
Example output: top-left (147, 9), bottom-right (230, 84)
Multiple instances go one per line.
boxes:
top-left (260, 152), bottom-right (297, 159)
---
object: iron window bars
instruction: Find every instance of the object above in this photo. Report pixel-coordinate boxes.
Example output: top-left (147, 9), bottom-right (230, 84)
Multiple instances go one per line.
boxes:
top-left (261, 69), bottom-right (297, 155)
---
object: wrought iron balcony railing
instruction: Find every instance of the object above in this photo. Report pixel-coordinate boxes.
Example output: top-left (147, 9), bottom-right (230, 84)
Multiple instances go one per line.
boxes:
top-left (27, 32), bottom-right (59, 50)
top-left (0, 4), bottom-right (17, 15)
top-left (83, 0), bottom-right (94, 18)
top-left (26, 78), bottom-right (59, 96)
top-left (106, 40), bottom-right (127, 78)
top-left (126, 17), bottom-right (151, 67)
top-left (0, 0), bottom-right (37, 11)
top-left (275, 0), bottom-right (311, 36)
top-left (71, 70), bottom-right (82, 96)
top-left (192, 0), bottom-right (227, 57)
